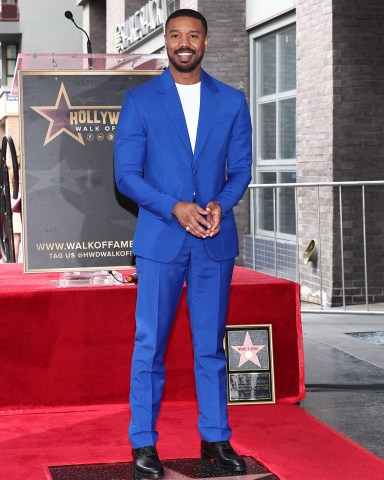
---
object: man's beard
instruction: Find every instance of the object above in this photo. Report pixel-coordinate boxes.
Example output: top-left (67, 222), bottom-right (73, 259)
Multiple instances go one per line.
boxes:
top-left (168, 48), bottom-right (205, 73)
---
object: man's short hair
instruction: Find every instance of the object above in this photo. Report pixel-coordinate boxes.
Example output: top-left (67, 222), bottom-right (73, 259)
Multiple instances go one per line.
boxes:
top-left (165, 9), bottom-right (208, 35)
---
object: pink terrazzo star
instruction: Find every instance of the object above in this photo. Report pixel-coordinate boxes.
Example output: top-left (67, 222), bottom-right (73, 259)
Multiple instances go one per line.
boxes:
top-left (231, 332), bottom-right (266, 367)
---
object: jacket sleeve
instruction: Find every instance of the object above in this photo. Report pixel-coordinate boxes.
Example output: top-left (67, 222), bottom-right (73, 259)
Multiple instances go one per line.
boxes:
top-left (212, 93), bottom-right (252, 216)
top-left (114, 91), bottom-right (179, 222)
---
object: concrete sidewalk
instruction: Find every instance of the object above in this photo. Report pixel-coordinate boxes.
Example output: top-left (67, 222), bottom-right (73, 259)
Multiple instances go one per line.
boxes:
top-left (299, 311), bottom-right (384, 459)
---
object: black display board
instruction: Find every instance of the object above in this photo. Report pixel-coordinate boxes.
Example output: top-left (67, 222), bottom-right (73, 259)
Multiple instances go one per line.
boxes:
top-left (20, 71), bottom-right (158, 272)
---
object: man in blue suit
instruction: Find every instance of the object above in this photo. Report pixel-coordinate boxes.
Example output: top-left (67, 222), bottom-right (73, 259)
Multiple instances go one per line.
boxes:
top-left (114, 8), bottom-right (252, 478)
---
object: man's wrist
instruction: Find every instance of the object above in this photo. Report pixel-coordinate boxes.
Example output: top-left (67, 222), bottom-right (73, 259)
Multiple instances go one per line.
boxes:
top-left (171, 201), bottom-right (182, 216)
top-left (207, 200), bottom-right (222, 211)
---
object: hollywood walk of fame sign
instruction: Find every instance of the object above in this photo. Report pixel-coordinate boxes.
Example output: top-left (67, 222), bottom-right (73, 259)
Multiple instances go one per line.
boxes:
top-left (19, 70), bottom-right (159, 272)
top-left (225, 325), bottom-right (275, 405)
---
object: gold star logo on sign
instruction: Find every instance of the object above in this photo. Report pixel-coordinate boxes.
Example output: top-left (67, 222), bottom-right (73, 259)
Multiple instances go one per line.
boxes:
top-left (31, 83), bottom-right (121, 146)
top-left (31, 83), bottom-right (85, 146)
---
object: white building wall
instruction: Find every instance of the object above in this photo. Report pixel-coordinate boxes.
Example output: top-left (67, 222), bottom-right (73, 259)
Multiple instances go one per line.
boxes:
top-left (18, 0), bottom-right (83, 53)
top-left (246, 0), bottom-right (295, 29)
top-left (106, 0), bottom-right (125, 54)
top-left (181, 0), bottom-right (198, 9)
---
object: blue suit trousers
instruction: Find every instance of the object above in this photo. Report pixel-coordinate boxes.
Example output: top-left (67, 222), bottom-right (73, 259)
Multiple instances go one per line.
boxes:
top-left (129, 233), bottom-right (234, 448)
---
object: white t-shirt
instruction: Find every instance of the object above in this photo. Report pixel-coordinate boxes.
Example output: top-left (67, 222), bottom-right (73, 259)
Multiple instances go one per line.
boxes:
top-left (175, 82), bottom-right (201, 153)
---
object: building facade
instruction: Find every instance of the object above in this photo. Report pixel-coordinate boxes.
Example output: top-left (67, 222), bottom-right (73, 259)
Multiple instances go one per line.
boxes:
top-left (2, 0), bottom-right (383, 305)
top-left (246, 0), bottom-right (384, 306)
top-left (0, 0), bottom-right (83, 152)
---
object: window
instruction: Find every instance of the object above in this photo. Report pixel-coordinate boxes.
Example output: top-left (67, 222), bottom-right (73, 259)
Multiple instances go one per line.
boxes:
top-left (257, 171), bottom-right (296, 235)
top-left (254, 24), bottom-right (296, 238)
top-left (0, 1), bottom-right (19, 21)
top-left (168, 0), bottom-right (180, 14)
top-left (5, 44), bottom-right (18, 87)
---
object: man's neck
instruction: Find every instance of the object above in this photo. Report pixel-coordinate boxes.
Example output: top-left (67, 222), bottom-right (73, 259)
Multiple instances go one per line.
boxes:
top-left (169, 65), bottom-right (201, 85)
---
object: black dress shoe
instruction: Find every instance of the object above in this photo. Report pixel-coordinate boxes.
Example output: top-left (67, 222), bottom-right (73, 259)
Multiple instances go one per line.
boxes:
top-left (201, 440), bottom-right (246, 472)
top-left (132, 446), bottom-right (165, 478)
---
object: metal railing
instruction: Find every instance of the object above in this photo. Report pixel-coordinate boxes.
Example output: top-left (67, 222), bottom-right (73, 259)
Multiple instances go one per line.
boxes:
top-left (248, 180), bottom-right (384, 315)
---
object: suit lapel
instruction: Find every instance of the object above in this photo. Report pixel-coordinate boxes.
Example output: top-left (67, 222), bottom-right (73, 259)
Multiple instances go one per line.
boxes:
top-left (157, 69), bottom-right (192, 156)
top-left (193, 70), bottom-right (220, 163)
top-left (156, 69), bottom-right (220, 161)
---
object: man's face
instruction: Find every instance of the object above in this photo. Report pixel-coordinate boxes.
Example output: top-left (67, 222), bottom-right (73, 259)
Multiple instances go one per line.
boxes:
top-left (165, 16), bottom-right (209, 73)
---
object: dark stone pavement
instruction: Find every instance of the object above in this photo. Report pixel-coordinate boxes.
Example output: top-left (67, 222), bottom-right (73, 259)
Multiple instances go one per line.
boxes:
top-left (300, 311), bottom-right (384, 459)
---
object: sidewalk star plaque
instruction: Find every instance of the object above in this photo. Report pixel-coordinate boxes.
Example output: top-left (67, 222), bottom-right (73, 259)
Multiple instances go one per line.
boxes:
top-left (225, 325), bottom-right (275, 404)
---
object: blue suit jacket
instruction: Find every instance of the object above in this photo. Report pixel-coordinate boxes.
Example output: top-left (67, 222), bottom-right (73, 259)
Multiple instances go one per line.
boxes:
top-left (114, 68), bottom-right (252, 263)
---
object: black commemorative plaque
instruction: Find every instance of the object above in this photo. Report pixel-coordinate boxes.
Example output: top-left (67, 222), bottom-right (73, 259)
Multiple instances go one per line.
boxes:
top-left (225, 325), bottom-right (275, 404)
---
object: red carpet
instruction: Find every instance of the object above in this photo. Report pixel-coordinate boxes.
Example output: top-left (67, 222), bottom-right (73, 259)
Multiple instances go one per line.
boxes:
top-left (2, 264), bottom-right (381, 478)
top-left (1, 402), bottom-right (383, 480)
top-left (0, 263), bottom-right (305, 408)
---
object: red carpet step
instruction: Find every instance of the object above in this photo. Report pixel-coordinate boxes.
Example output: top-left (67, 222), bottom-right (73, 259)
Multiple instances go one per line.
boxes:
top-left (1, 402), bottom-right (383, 480)
top-left (0, 264), bottom-right (304, 408)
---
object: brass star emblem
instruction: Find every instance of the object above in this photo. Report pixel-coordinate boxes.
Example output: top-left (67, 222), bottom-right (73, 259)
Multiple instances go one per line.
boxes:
top-left (31, 83), bottom-right (85, 146)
